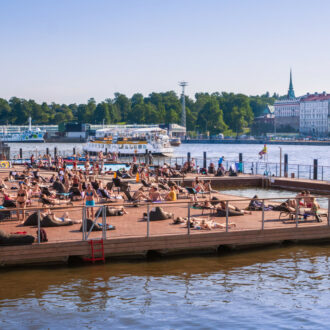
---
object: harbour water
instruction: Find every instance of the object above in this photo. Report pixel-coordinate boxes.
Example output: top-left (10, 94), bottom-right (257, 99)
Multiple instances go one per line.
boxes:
top-left (8, 142), bottom-right (330, 165)
top-left (1, 246), bottom-right (330, 329)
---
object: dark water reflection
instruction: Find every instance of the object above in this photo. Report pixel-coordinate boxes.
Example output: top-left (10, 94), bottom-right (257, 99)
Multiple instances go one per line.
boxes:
top-left (1, 246), bottom-right (330, 329)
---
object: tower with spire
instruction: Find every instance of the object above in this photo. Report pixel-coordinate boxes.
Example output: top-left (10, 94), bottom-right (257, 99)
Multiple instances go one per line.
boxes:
top-left (288, 69), bottom-right (295, 99)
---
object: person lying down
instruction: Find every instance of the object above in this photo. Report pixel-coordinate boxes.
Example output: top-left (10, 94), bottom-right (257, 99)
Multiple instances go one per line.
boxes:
top-left (42, 209), bottom-right (82, 224)
top-left (173, 216), bottom-right (236, 230)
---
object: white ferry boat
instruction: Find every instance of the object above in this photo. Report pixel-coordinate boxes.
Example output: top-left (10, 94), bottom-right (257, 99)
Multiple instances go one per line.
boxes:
top-left (0, 118), bottom-right (45, 143)
top-left (84, 126), bottom-right (173, 156)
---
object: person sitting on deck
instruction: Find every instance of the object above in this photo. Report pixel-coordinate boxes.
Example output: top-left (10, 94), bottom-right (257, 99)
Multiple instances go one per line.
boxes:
top-left (247, 195), bottom-right (272, 211)
top-left (304, 191), bottom-right (313, 208)
top-left (302, 197), bottom-right (322, 222)
top-left (215, 164), bottom-right (226, 177)
top-left (229, 164), bottom-right (238, 176)
top-left (165, 186), bottom-right (177, 201)
top-left (149, 186), bottom-right (162, 202)
top-left (52, 178), bottom-right (65, 194)
top-left (208, 163), bottom-right (215, 174)
top-left (132, 187), bottom-right (149, 201)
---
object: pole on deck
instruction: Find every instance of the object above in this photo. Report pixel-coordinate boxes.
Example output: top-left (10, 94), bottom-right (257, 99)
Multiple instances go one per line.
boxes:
top-left (284, 154), bottom-right (288, 177)
top-left (203, 152), bottom-right (207, 169)
top-left (313, 159), bottom-right (318, 180)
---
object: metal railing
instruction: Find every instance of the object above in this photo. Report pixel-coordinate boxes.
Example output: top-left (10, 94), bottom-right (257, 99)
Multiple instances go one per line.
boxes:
top-left (1, 196), bottom-right (330, 245)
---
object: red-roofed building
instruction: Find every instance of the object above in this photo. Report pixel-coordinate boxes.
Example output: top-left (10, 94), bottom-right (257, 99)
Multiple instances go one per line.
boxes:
top-left (300, 92), bottom-right (330, 136)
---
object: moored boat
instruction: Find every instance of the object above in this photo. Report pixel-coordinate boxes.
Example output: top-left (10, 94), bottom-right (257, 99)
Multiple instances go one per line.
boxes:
top-left (83, 126), bottom-right (173, 156)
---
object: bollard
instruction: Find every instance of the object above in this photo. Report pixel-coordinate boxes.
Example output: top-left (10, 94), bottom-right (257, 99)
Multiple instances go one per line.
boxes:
top-left (187, 152), bottom-right (191, 171)
top-left (225, 201), bottom-right (229, 232)
top-left (19, 148), bottom-right (23, 159)
top-left (46, 148), bottom-right (49, 155)
top-left (284, 154), bottom-right (288, 177)
top-left (54, 147), bottom-right (57, 158)
top-left (313, 159), bottom-right (318, 180)
top-left (147, 204), bottom-right (150, 237)
top-left (203, 152), bottom-right (207, 169)
top-left (73, 147), bottom-right (76, 155)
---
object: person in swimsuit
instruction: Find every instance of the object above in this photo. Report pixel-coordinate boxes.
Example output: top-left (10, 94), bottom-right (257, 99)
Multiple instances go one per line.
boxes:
top-left (85, 160), bottom-right (90, 173)
top-left (83, 183), bottom-right (98, 218)
top-left (16, 183), bottom-right (27, 222)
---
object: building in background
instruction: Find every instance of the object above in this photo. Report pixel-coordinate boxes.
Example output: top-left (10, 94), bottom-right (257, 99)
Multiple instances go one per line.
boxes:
top-left (251, 105), bottom-right (275, 135)
top-left (274, 70), bottom-right (300, 132)
top-left (300, 92), bottom-right (330, 136)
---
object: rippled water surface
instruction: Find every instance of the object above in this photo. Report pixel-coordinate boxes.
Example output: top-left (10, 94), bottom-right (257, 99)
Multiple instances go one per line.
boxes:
top-left (1, 246), bottom-right (330, 329)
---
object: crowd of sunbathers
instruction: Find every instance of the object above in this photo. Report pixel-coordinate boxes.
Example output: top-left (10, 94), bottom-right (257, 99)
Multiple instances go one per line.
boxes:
top-left (2, 151), bottom-right (325, 228)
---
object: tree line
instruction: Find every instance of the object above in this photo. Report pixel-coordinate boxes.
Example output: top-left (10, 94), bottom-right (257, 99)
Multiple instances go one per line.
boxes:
top-left (0, 91), bottom-right (279, 135)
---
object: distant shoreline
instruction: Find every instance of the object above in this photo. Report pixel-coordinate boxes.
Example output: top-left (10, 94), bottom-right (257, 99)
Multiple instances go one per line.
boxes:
top-left (182, 139), bottom-right (330, 146)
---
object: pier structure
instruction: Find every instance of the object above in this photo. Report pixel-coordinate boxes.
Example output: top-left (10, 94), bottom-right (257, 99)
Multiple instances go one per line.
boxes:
top-left (1, 163), bottom-right (330, 267)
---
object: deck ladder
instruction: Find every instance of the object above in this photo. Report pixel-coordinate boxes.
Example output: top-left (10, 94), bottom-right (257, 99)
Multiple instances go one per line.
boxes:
top-left (83, 239), bottom-right (105, 263)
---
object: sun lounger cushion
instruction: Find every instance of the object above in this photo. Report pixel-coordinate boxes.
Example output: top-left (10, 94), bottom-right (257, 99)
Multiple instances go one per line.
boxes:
top-left (0, 230), bottom-right (34, 246)
top-left (23, 212), bottom-right (38, 226)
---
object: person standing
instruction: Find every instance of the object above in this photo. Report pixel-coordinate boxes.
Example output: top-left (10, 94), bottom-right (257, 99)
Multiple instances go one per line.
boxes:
top-left (16, 183), bottom-right (27, 222)
top-left (83, 183), bottom-right (99, 219)
top-left (218, 156), bottom-right (224, 168)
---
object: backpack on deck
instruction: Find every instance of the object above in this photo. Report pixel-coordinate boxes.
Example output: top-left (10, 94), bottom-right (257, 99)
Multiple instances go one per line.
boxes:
top-left (37, 228), bottom-right (48, 242)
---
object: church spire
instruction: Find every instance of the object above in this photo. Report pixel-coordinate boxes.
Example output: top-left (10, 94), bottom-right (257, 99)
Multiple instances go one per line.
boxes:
top-left (288, 69), bottom-right (295, 99)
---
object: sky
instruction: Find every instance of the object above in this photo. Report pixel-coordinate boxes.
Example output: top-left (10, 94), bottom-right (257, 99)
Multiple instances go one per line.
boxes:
top-left (1, 0), bottom-right (330, 104)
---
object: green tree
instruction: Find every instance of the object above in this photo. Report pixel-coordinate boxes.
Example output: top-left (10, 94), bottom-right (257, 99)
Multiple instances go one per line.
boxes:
top-left (197, 99), bottom-right (227, 135)
top-left (0, 98), bottom-right (11, 123)
top-left (94, 102), bottom-right (110, 124)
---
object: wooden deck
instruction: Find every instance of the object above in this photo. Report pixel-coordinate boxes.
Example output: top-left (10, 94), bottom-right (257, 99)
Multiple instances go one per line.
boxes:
top-left (2, 225), bottom-right (330, 266)
top-left (1, 166), bottom-right (330, 267)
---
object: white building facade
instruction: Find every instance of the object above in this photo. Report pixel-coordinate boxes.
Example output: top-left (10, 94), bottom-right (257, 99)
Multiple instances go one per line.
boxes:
top-left (274, 99), bottom-right (300, 131)
top-left (300, 93), bottom-right (330, 136)
top-left (273, 70), bottom-right (300, 132)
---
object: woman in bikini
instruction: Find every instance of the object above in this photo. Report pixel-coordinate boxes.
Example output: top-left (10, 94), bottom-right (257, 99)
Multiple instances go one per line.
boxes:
top-left (83, 183), bottom-right (98, 219)
top-left (16, 183), bottom-right (27, 222)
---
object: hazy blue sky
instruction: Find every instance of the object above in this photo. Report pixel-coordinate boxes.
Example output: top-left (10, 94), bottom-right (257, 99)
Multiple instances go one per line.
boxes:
top-left (1, 0), bottom-right (330, 103)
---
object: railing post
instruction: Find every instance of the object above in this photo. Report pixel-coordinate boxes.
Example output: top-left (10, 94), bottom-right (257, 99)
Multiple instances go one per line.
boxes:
top-left (322, 166), bottom-right (324, 181)
top-left (295, 198), bottom-right (299, 227)
top-left (225, 201), bottom-right (229, 232)
top-left (313, 159), bottom-right (318, 180)
top-left (147, 204), bottom-right (150, 237)
top-left (262, 200), bottom-right (265, 230)
top-left (37, 210), bottom-right (41, 244)
top-left (275, 163), bottom-right (278, 177)
top-left (298, 164), bottom-right (300, 178)
top-left (187, 202), bottom-right (191, 235)
top-left (102, 205), bottom-right (106, 240)
top-left (309, 165), bottom-right (311, 180)
top-left (82, 206), bottom-right (86, 240)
